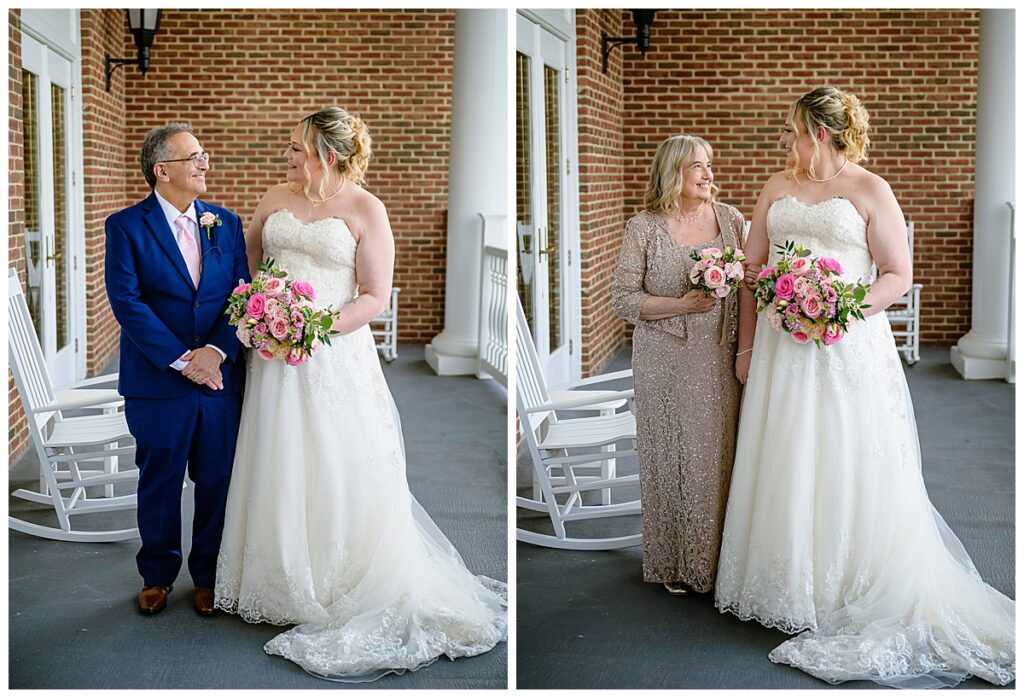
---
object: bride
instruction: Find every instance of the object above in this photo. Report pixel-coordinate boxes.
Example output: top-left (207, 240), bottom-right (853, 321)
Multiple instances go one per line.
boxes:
top-left (213, 107), bottom-right (507, 681)
top-left (714, 87), bottom-right (1014, 687)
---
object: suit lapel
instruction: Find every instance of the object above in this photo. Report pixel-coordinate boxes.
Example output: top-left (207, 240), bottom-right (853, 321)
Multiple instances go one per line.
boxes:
top-left (194, 199), bottom-right (217, 291)
top-left (142, 192), bottom-right (195, 289)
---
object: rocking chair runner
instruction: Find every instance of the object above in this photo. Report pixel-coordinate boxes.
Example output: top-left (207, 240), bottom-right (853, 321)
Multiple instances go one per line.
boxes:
top-left (8, 268), bottom-right (139, 542)
top-left (515, 297), bottom-right (642, 550)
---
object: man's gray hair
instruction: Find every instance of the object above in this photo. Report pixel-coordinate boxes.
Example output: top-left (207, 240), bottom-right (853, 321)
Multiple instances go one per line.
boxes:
top-left (139, 123), bottom-right (193, 189)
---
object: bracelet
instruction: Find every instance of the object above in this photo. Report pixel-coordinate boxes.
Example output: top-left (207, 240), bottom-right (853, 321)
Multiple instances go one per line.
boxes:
top-left (737, 348), bottom-right (753, 356)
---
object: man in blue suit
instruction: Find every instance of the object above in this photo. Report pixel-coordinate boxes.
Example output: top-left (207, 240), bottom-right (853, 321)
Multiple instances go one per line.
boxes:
top-left (105, 124), bottom-right (249, 615)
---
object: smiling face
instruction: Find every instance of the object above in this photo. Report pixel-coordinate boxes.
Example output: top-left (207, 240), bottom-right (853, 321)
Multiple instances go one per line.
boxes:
top-left (155, 131), bottom-right (208, 200)
top-left (283, 124), bottom-right (316, 188)
top-left (680, 144), bottom-right (713, 203)
top-left (781, 117), bottom-right (817, 172)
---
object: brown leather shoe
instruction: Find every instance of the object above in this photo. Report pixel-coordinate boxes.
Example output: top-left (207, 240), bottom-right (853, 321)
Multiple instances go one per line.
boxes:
top-left (137, 586), bottom-right (172, 614)
top-left (193, 587), bottom-right (216, 616)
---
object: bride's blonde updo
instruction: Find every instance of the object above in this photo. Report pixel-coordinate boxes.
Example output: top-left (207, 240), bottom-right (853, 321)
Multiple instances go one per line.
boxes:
top-left (787, 86), bottom-right (870, 179)
top-left (644, 134), bottom-right (719, 214)
top-left (296, 107), bottom-right (372, 200)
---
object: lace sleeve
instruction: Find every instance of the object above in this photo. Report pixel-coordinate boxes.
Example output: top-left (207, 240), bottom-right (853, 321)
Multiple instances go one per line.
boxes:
top-left (719, 203), bottom-right (747, 248)
top-left (612, 213), bottom-right (651, 324)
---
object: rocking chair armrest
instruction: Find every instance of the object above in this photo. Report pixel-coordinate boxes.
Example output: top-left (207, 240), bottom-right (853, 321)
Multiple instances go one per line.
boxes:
top-left (567, 369), bottom-right (633, 389)
top-left (30, 392), bottom-right (124, 414)
top-left (68, 373), bottom-right (119, 388)
top-left (524, 388), bottom-right (635, 414)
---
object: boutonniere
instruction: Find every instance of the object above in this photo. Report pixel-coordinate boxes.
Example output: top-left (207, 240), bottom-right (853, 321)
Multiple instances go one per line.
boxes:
top-left (199, 212), bottom-right (222, 240)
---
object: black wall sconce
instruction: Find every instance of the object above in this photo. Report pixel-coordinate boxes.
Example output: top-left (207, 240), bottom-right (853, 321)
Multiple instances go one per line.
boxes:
top-left (601, 10), bottom-right (657, 74)
top-left (105, 9), bottom-right (162, 92)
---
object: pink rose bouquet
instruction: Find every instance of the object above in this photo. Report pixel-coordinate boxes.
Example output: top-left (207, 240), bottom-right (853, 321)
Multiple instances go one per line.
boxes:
top-left (753, 240), bottom-right (870, 348)
top-left (224, 258), bottom-right (339, 366)
top-left (688, 245), bottom-right (746, 298)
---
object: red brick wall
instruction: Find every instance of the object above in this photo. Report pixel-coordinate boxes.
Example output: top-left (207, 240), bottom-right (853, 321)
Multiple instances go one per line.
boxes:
top-left (576, 9), bottom-right (628, 376)
top-left (81, 9), bottom-right (129, 375)
top-left (620, 9), bottom-right (979, 345)
top-left (120, 9), bottom-right (455, 343)
top-left (9, 9), bottom-right (27, 455)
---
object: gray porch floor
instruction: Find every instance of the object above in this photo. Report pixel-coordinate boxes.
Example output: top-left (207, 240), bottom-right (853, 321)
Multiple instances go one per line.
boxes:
top-left (516, 346), bottom-right (1015, 690)
top-left (9, 346), bottom-right (507, 689)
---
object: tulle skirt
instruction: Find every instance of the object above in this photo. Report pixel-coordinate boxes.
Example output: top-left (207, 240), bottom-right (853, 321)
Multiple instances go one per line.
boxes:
top-left (715, 313), bottom-right (1014, 688)
top-left (214, 327), bottom-right (507, 681)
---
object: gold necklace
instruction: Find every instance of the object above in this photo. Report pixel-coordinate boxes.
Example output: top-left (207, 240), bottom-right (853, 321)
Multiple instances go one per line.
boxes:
top-left (308, 179), bottom-right (345, 206)
top-left (806, 158), bottom-right (848, 183)
top-left (671, 200), bottom-right (706, 225)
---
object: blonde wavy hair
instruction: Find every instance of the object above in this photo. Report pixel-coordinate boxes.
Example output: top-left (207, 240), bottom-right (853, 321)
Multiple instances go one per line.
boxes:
top-left (294, 107), bottom-right (372, 201)
top-left (785, 86), bottom-right (870, 180)
top-left (643, 134), bottom-right (719, 214)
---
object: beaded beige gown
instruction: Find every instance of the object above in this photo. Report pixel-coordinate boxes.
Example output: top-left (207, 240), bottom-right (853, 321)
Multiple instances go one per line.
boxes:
top-left (612, 203), bottom-right (745, 591)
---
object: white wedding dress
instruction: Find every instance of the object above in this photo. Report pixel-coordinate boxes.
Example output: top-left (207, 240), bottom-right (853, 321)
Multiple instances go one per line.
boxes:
top-left (214, 209), bottom-right (507, 681)
top-left (714, 195), bottom-right (1015, 688)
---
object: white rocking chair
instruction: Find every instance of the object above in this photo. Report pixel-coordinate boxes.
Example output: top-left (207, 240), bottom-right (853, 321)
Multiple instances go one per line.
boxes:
top-left (8, 268), bottom-right (139, 542)
top-left (370, 287), bottom-right (400, 362)
top-left (515, 297), bottom-right (642, 550)
top-left (884, 222), bottom-right (923, 365)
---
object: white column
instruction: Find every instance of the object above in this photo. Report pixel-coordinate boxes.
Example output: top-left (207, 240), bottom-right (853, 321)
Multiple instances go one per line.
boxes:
top-left (951, 9), bottom-right (1015, 379)
top-left (426, 9), bottom-right (509, 375)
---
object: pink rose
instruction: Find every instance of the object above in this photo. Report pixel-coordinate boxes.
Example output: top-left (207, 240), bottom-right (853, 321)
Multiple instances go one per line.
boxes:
top-left (246, 293), bottom-right (267, 319)
top-left (199, 212), bottom-right (217, 227)
top-left (701, 247), bottom-right (722, 259)
top-left (823, 324), bottom-right (844, 345)
top-left (809, 322), bottom-right (825, 340)
top-left (291, 280), bottom-right (315, 301)
top-left (792, 276), bottom-right (812, 296)
top-left (285, 349), bottom-right (306, 366)
top-left (703, 266), bottom-right (726, 288)
top-left (790, 330), bottom-right (810, 344)
top-left (800, 295), bottom-right (823, 319)
top-left (257, 348), bottom-right (275, 361)
top-left (264, 277), bottom-right (285, 297)
top-left (264, 298), bottom-right (280, 316)
top-left (757, 266), bottom-right (776, 280)
top-left (818, 257), bottom-right (843, 275)
top-left (724, 261), bottom-right (744, 281)
top-left (232, 282), bottom-right (251, 295)
top-left (790, 257), bottom-right (812, 276)
top-left (270, 317), bottom-right (290, 340)
top-left (714, 285), bottom-right (731, 298)
top-left (774, 273), bottom-right (796, 300)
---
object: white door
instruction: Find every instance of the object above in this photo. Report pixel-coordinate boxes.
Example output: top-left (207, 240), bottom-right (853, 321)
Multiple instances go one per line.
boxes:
top-left (21, 33), bottom-right (81, 385)
top-left (516, 12), bottom-right (580, 387)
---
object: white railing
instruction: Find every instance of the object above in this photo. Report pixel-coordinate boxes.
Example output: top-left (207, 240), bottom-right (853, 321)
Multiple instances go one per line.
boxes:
top-left (1007, 201), bottom-right (1015, 383)
top-left (477, 213), bottom-right (508, 387)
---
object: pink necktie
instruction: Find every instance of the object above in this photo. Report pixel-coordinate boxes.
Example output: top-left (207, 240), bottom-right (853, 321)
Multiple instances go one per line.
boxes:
top-left (174, 214), bottom-right (201, 288)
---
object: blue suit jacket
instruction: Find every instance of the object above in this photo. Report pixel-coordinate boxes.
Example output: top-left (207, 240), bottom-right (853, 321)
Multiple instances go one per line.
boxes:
top-left (105, 192), bottom-right (250, 399)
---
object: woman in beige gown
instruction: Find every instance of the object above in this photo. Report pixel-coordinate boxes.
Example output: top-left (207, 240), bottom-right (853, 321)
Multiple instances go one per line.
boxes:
top-left (612, 135), bottom-right (745, 595)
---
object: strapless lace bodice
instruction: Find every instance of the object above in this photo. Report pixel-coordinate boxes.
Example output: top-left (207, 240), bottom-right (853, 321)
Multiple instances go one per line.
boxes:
top-left (766, 196), bottom-right (874, 283)
top-left (262, 209), bottom-right (357, 308)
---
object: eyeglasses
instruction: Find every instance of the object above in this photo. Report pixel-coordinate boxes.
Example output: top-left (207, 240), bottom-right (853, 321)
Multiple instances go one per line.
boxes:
top-left (158, 151), bottom-right (210, 166)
